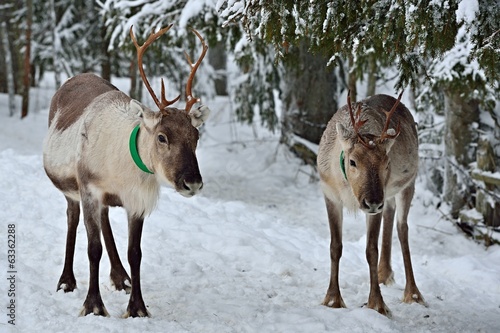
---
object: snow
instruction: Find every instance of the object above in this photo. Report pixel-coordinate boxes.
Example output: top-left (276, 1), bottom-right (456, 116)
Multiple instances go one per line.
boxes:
top-left (480, 109), bottom-right (497, 128)
top-left (461, 208), bottom-right (484, 222)
top-left (179, 0), bottom-right (207, 29)
top-left (218, 0), bottom-right (244, 25)
top-left (429, 0), bottom-right (486, 84)
top-left (456, 0), bottom-right (479, 25)
top-left (1, 75), bottom-right (500, 333)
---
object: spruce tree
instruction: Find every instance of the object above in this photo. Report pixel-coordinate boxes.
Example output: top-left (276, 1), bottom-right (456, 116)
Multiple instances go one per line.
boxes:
top-left (219, 0), bottom-right (500, 224)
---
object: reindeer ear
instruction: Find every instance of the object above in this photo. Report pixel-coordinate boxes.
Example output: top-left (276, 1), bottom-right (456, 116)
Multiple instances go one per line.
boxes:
top-left (130, 99), bottom-right (145, 116)
top-left (130, 99), bottom-right (158, 129)
top-left (336, 123), bottom-right (353, 151)
top-left (382, 137), bottom-right (396, 153)
top-left (189, 105), bottom-right (210, 128)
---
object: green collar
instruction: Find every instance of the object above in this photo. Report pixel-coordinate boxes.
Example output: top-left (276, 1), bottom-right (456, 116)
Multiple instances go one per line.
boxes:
top-left (340, 150), bottom-right (347, 181)
top-left (129, 125), bottom-right (154, 174)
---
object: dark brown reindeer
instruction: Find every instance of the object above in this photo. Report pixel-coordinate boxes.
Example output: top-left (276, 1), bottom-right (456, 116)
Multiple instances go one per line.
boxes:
top-left (317, 92), bottom-right (426, 317)
top-left (42, 24), bottom-right (210, 317)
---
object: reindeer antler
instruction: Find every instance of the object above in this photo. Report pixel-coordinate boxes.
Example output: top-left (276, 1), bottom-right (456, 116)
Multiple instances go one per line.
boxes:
top-left (378, 91), bottom-right (402, 143)
top-left (184, 28), bottom-right (208, 113)
top-left (347, 91), bottom-right (372, 149)
top-left (347, 91), bottom-right (403, 148)
top-left (130, 25), bottom-right (181, 110)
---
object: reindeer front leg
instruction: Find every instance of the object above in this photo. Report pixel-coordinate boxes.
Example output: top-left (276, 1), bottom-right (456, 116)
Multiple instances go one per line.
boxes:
top-left (396, 182), bottom-right (426, 305)
top-left (80, 193), bottom-right (108, 317)
top-left (124, 214), bottom-right (150, 318)
top-left (322, 196), bottom-right (346, 308)
top-left (366, 213), bottom-right (391, 317)
top-left (378, 198), bottom-right (396, 286)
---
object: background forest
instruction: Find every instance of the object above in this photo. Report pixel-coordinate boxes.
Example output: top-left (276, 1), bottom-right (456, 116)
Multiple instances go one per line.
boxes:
top-left (1, 0), bottom-right (499, 232)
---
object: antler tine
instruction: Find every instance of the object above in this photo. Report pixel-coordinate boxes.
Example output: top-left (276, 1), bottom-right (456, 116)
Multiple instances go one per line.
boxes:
top-left (184, 28), bottom-right (208, 113)
top-left (347, 91), bottom-right (357, 132)
top-left (346, 91), bottom-right (371, 148)
top-left (160, 78), bottom-right (181, 107)
top-left (130, 24), bottom-right (180, 110)
top-left (379, 91), bottom-right (403, 142)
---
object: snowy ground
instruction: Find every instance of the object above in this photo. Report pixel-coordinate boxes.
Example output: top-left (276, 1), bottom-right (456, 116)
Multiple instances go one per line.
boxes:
top-left (0, 76), bottom-right (499, 333)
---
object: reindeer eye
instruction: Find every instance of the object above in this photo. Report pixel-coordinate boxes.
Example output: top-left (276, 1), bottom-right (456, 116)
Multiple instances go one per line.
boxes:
top-left (349, 159), bottom-right (356, 167)
top-left (158, 134), bottom-right (167, 144)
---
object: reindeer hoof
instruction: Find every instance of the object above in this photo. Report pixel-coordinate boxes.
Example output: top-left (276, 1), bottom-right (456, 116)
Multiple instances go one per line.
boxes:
top-left (80, 296), bottom-right (109, 317)
top-left (378, 270), bottom-right (395, 286)
top-left (123, 308), bottom-right (151, 318)
top-left (79, 304), bottom-right (109, 317)
top-left (322, 294), bottom-right (347, 308)
top-left (110, 269), bottom-right (132, 294)
top-left (403, 290), bottom-right (427, 306)
top-left (366, 299), bottom-right (392, 318)
top-left (378, 305), bottom-right (392, 318)
top-left (124, 300), bottom-right (150, 318)
top-left (57, 273), bottom-right (77, 293)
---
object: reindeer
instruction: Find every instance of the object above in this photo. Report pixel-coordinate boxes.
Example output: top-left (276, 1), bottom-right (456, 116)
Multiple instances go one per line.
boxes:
top-left (42, 25), bottom-right (210, 317)
top-left (317, 92), bottom-right (426, 317)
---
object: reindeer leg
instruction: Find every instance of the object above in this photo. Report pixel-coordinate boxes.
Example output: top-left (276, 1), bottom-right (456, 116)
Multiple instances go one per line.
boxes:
top-left (378, 198), bottom-right (396, 286)
top-left (101, 207), bottom-right (131, 293)
top-left (322, 196), bottom-right (346, 308)
top-left (80, 192), bottom-right (108, 317)
top-left (366, 213), bottom-right (391, 317)
top-left (124, 214), bottom-right (150, 318)
top-left (57, 197), bottom-right (80, 292)
top-left (396, 182), bottom-right (426, 306)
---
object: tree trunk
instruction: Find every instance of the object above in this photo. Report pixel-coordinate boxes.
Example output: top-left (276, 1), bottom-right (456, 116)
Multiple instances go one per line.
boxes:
top-left (473, 136), bottom-right (500, 227)
top-left (366, 56), bottom-right (377, 96)
top-left (443, 89), bottom-right (480, 218)
top-left (100, 24), bottom-right (111, 81)
top-left (49, 0), bottom-right (61, 88)
top-left (282, 41), bottom-right (338, 146)
top-left (21, 0), bottom-right (32, 119)
top-left (208, 41), bottom-right (227, 96)
top-left (129, 59), bottom-right (138, 100)
top-left (1, 21), bottom-right (16, 117)
top-left (347, 54), bottom-right (357, 102)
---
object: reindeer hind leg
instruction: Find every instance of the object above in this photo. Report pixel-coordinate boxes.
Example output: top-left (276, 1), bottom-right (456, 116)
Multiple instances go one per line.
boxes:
top-left (101, 207), bottom-right (131, 293)
top-left (57, 196), bottom-right (80, 292)
top-left (80, 191), bottom-right (108, 317)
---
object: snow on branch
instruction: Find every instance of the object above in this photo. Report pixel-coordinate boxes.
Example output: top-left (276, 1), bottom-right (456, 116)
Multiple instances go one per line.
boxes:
top-left (100, 0), bottom-right (217, 49)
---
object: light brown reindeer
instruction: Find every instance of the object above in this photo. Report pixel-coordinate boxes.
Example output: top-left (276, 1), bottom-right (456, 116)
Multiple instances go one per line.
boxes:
top-left (317, 92), bottom-right (426, 317)
top-left (42, 24), bottom-right (210, 317)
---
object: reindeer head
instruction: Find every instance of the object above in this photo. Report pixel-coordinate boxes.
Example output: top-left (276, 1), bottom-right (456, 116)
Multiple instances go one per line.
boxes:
top-left (336, 92), bottom-right (402, 214)
top-left (129, 25), bottom-right (210, 197)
